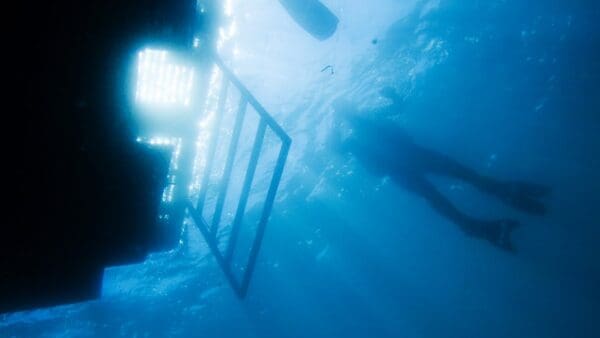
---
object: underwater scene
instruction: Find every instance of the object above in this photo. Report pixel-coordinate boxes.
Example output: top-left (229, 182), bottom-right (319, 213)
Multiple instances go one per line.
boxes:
top-left (2, 0), bottom-right (599, 337)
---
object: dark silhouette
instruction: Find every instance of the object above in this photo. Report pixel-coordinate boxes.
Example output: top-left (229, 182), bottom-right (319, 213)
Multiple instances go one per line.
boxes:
top-left (330, 88), bottom-right (550, 252)
top-left (321, 65), bottom-right (335, 74)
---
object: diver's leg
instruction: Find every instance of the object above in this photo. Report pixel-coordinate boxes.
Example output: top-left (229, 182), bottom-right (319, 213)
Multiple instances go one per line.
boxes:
top-left (398, 175), bottom-right (520, 252)
top-left (417, 147), bottom-right (496, 189)
top-left (417, 147), bottom-right (550, 215)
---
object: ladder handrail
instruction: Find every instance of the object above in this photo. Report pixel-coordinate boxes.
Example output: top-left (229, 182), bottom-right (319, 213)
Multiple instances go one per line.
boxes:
top-left (212, 55), bottom-right (291, 147)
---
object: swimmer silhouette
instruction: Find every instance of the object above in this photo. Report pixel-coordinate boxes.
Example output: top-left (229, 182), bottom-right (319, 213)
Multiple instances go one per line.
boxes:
top-left (330, 87), bottom-right (550, 252)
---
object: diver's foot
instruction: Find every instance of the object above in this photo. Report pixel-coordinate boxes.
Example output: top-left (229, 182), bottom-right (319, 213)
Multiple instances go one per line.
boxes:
top-left (461, 219), bottom-right (520, 252)
top-left (498, 182), bottom-right (551, 215)
top-left (527, 182), bottom-right (551, 197)
top-left (486, 219), bottom-right (520, 253)
top-left (511, 181), bottom-right (551, 197)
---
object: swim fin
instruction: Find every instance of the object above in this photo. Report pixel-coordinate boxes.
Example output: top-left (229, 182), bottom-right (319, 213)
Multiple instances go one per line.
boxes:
top-left (494, 219), bottom-right (520, 253)
top-left (278, 0), bottom-right (339, 41)
top-left (499, 181), bottom-right (551, 215)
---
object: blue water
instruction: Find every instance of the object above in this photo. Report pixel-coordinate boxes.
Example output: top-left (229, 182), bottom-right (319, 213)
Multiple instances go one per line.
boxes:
top-left (2, 0), bottom-right (599, 337)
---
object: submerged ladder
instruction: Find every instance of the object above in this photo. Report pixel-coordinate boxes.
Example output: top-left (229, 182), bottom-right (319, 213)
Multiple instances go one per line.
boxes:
top-left (186, 56), bottom-right (291, 297)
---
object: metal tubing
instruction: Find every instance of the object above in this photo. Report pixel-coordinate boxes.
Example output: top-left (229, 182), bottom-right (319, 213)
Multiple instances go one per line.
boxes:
top-left (187, 203), bottom-right (242, 295)
top-left (196, 79), bottom-right (229, 212)
top-left (225, 119), bottom-right (267, 263)
top-left (210, 97), bottom-right (247, 234)
top-left (239, 140), bottom-right (291, 296)
top-left (213, 56), bottom-right (291, 145)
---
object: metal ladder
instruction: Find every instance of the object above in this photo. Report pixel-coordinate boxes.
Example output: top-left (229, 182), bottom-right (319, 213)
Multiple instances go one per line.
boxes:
top-left (186, 56), bottom-right (291, 297)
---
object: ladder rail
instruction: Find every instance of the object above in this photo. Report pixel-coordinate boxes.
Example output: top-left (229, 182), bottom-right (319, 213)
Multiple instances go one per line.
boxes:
top-left (187, 56), bottom-right (291, 298)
